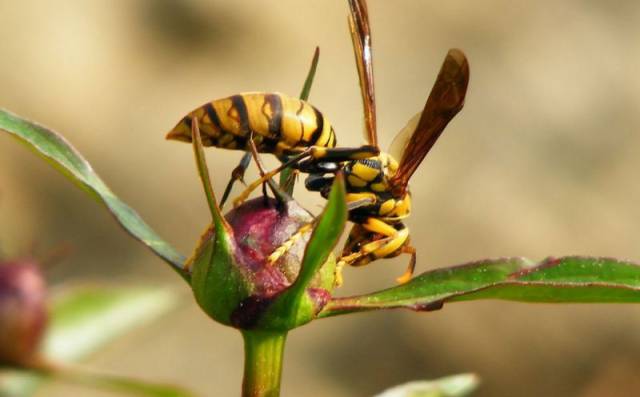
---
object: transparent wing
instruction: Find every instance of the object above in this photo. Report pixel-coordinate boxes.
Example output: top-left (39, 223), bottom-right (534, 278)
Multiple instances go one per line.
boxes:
top-left (389, 49), bottom-right (470, 195)
top-left (348, 0), bottom-right (378, 148)
top-left (388, 111), bottom-right (420, 162)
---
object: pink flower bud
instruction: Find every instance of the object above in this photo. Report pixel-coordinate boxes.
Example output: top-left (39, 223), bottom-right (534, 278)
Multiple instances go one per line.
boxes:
top-left (189, 197), bottom-right (336, 329)
top-left (0, 260), bottom-right (47, 367)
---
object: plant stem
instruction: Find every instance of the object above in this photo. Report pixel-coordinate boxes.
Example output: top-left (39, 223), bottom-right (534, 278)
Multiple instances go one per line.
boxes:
top-left (242, 330), bottom-right (288, 397)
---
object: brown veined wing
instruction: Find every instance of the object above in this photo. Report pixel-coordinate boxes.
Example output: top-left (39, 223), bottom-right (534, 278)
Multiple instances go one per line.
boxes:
top-left (348, 0), bottom-right (378, 148)
top-left (389, 48), bottom-right (470, 196)
top-left (389, 112), bottom-right (420, 164)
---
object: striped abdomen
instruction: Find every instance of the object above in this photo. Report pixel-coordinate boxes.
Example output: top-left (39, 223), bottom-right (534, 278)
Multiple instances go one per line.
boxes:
top-left (166, 92), bottom-right (337, 156)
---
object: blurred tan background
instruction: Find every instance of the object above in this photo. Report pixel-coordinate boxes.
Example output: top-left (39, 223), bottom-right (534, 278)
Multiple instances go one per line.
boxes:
top-left (1, 0), bottom-right (640, 396)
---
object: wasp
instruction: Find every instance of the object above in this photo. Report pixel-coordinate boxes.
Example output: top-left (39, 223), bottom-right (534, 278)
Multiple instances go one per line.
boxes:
top-left (301, 0), bottom-right (470, 283)
top-left (166, 92), bottom-right (379, 205)
top-left (166, 0), bottom-right (469, 284)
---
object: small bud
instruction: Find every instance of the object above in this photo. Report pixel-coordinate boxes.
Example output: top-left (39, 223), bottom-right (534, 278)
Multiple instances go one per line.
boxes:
top-left (189, 197), bottom-right (336, 330)
top-left (0, 260), bottom-right (47, 367)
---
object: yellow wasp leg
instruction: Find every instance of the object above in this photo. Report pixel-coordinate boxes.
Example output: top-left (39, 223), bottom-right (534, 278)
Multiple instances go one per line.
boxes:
top-left (266, 223), bottom-right (314, 265)
top-left (267, 220), bottom-right (354, 289)
top-left (395, 245), bottom-right (417, 284)
top-left (233, 145), bottom-right (379, 207)
top-left (233, 165), bottom-right (290, 207)
top-left (247, 132), bottom-right (279, 203)
top-left (232, 148), bottom-right (315, 207)
top-left (339, 217), bottom-right (414, 283)
top-left (227, 131), bottom-right (292, 207)
top-left (334, 235), bottom-right (396, 287)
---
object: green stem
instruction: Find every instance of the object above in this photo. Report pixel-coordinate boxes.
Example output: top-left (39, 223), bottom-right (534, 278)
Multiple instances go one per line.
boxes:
top-left (242, 330), bottom-right (288, 397)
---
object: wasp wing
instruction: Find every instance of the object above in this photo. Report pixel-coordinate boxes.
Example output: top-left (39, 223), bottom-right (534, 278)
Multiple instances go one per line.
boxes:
top-left (348, 0), bottom-right (378, 148)
top-left (389, 49), bottom-right (470, 195)
top-left (388, 111), bottom-right (420, 163)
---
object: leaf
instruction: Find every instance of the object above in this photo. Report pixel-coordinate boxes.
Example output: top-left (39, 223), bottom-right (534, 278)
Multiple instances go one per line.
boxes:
top-left (44, 286), bottom-right (178, 362)
top-left (2, 368), bottom-right (196, 397)
top-left (0, 286), bottom-right (180, 396)
top-left (45, 369), bottom-right (196, 397)
top-left (321, 256), bottom-right (640, 317)
top-left (374, 374), bottom-right (479, 397)
top-left (279, 46), bottom-right (320, 193)
top-left (0, 371), bottom-right (41, 397)
top-left (0, 109), bottom-right (188, 281)
top-left (298, 46), bottom-right (320, 102)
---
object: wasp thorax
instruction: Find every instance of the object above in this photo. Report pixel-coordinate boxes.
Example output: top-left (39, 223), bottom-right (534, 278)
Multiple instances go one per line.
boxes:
top-left (0, 260), bottom-right (47, 367)
top-left (189, 197), bottom-right (336, 330)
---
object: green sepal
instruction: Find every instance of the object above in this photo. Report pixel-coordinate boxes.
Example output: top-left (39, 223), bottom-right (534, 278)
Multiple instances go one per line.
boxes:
top-left (279, 46), bottom-right (320, 193)
top-left (188, 211), bottom-right (252, 327)
top-left (298, 46), bottom-right (320, 102)
top-left (187, 116), bottom-right (253, 326)
top-left (260, 176), bottom-right (346, 331)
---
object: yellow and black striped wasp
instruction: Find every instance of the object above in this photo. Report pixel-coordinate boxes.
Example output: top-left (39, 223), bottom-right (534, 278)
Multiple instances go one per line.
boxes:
top-left (166, 92), bottom-right (379, 205)
top-left (302, 0), bottom-right (470, 283)
top-left (166, 0), bottom-right (469, 283)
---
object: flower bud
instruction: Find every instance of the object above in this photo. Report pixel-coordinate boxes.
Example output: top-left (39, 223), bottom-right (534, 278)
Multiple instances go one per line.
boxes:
top-left (0, 260), bottom-right (47, 367)
top-left (188, 197), bottom-right (336, 330)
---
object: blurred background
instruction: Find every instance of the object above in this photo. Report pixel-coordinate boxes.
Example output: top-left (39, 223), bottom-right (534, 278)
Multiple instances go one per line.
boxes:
top-left (1, 0), bottom-right (640, 396)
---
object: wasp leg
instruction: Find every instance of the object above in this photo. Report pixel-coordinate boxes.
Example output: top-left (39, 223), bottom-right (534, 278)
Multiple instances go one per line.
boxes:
top-left (305, 173), bottom-right (334, 193)
top-left (232, 148), bottom-right (315, 207)
top-left (340, 218), bottom-right (414, 283)
top-left (246, 132), bottom-right (291, 206)
top-left (297, 145), bottom-right (379, 173)
top-left (334, 234), bottom-right (395, 287)
top-left (266, 223), bottom-right (314, 265)
top-left (396, 245), bottom-right (416, 284)
top-left (220, 152), bottom-right (252, 208)
top-left (308, 145), bottom-right (378, 161)
top-left (232, 145), bottom-right (378, 207)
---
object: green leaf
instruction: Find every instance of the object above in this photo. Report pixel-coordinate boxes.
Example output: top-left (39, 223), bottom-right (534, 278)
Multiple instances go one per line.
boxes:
top-left (321, 256), bottom-right (640, 317)
top-left (264, 175), bottom-right (346, 329)
top-left (279, 46), bottom-right (320, 193)
top-left (44, 369), bottom-right (196, 397)
top-left (0, 371), bottom-right (41, 397)
top-left (0, 286), bottom-right (180, 396)
top-left (374, 374), bottom-right (479, 397)
top-left (0, 109), bottom-right (188, 281)
top-left (44, 287), bottom-right (178, 361)
top-left (298, 46), bottom-right (320, 102)
top-left (2, 368), bottom-right (196, 397)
